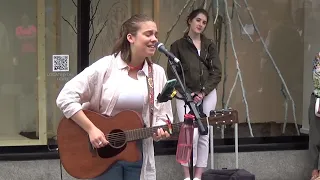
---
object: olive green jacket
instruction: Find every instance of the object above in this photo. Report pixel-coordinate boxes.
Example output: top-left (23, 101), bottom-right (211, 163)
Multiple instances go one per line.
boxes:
top-left (167, 33), bottom-right (222, 95)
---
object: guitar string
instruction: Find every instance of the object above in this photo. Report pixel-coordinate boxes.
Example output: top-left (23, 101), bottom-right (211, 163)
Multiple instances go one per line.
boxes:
top-left (103, 118), bottom-right (226, 141)
top-left (104, 116), bottom-right (228, 140)
top-left (104, 124), bottom-right (182, 142)
top-left (100, 113), bottom-right (231, 142)
top-left (103, 121), bottom-right (223, 143)
top-left (101, 126), bottom-right (184, 144)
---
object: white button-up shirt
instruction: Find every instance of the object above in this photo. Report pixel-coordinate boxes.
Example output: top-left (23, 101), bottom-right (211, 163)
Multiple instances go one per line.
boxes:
top-left (56, 53), bottom-right (173, 180)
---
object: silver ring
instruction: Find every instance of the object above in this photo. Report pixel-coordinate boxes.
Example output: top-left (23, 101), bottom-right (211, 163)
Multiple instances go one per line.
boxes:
top-left (98, 141), bottom-right (102, 145)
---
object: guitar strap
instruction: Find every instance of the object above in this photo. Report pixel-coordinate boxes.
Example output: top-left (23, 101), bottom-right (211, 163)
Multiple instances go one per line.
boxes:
top-left (146, 59), bottom-right (154, 127)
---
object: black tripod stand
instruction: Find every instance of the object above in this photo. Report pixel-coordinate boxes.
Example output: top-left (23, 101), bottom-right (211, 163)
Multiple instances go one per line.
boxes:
top-left (167, 58), bottom-right (207, 180)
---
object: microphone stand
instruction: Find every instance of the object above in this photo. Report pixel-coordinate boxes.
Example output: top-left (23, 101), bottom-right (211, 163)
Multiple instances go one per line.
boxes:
top-left (167, 57), bottom-right (206, 179)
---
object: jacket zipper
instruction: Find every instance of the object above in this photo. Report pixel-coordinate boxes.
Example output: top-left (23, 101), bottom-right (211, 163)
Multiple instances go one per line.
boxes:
top-left (185, 36), bottom-right (208, 91)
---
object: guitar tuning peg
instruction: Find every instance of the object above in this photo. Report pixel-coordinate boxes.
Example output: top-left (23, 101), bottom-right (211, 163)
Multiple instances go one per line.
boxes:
top-left (210, 110), bottom-right (216, 116)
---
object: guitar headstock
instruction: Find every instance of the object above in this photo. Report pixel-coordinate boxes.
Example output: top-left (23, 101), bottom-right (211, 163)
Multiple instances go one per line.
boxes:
top-left (207, 108), bottom-right (239, 125)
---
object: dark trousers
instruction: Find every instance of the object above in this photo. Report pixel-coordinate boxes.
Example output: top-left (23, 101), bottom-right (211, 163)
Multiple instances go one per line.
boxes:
top-left (309, 93), bottom-right (320, 169)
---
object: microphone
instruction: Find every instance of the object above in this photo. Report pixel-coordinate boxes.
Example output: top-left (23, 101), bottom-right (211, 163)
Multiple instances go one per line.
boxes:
top-left (155, 42), bottom-right (180, 63)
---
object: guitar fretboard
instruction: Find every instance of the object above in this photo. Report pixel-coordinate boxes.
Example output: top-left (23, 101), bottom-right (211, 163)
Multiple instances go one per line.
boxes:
top-left (106, 111), bottom-right (234, 142)
top-left (124, 122), bottom-right (183, 141)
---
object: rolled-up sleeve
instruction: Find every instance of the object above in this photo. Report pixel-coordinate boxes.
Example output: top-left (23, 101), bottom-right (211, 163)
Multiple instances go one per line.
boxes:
top-left (56, 66), bottom-right (98, 119)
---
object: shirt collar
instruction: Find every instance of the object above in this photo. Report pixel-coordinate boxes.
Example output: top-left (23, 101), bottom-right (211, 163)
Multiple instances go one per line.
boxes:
top-left (115, 52), bottom-right (150, 77)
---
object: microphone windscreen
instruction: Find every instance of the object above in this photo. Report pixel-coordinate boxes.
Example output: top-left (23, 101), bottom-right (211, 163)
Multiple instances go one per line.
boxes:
top-left (155, 42), bottom-right (163, 49)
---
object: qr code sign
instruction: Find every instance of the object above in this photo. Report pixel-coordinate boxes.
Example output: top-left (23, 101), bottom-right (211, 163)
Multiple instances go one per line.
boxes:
top-left (52, 55), bottom-right (69, 72)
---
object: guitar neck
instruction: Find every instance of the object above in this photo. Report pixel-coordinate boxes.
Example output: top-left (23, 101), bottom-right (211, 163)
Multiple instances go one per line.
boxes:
top-left (125, 122), bottom-right (183, 142)
top-left (124, 110), bottom-right (236, 142)
top-left (124, 117), bottom-right (215, 141)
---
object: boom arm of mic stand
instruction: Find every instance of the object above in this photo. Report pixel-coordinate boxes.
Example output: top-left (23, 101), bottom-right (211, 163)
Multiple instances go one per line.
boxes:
top-left (167, 58), bottom-right (206, 134)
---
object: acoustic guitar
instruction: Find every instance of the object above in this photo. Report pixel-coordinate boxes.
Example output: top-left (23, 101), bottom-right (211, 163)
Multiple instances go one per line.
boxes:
top-left (57, 109), bottom-right (238, 179)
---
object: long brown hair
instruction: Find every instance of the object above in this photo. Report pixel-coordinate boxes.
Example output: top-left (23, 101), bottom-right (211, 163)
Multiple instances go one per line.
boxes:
top-left (112, 14), bottom-right (153, 63)
top-left (186, 8), bottom-right (209, 33)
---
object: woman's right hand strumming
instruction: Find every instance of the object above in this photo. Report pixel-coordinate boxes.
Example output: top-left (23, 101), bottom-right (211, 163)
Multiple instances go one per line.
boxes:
top-left (70, 110), bottom-right (109, 149)
top-left (88, 126), bottom-right (109, 149)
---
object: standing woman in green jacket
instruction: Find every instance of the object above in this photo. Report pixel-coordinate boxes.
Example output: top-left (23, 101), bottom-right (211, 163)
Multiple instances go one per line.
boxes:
top-left (167, 8), bottom-right (222, 180)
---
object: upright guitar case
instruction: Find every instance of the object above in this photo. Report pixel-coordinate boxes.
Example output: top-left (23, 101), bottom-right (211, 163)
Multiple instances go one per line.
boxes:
top-left (203, 110), bottom-right (256, 180)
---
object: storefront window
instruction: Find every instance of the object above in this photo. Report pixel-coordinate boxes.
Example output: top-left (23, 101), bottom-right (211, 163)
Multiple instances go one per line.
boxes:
top-left (89, 0), bottom-right (131, 64)
top-left (0, 0), bottom-right (79, 146)
top-left (45, 0), bottom-right (78, 142)
top-left (157, 0), bottom-right (317, 139)
top-left (1, 0), bottom-right (319, 147)
top-left (0, 0), bottom-right (131, 147)
top-left (0, 0), bottom-right (40, 145)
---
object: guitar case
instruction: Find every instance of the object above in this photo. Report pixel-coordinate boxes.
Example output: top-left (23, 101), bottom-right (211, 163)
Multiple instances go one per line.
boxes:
top-left (201, 169), bottom-right (255, 180)
top-left (202, 110), bottom-right (255, 180)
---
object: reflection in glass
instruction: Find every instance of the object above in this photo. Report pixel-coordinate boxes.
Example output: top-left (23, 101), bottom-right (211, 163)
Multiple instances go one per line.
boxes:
top-left (0, 1), bottom-right (39, 141)
top-left (14, 13), bottom-right (38, 139)
top-left (89, 0), bottom-right (129, 62)
top-left (45, 0), bottom-right (78, 141)
top-left (46, 0), bottom-right (130, 142)
top-left (157, 0), bottom-right (317, 138)
top-left (1, 0), bottom-right (319, 144)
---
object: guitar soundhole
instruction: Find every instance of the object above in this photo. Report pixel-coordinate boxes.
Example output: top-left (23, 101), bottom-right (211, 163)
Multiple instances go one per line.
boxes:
top-left (107, 129), bottom-right (126, 149)
top-left (97, 129), bottom-right (127, 159)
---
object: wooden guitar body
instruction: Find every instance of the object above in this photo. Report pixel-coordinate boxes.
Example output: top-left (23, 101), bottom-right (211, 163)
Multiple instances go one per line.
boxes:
top-left (57, 108), bottom-right (238, 179)
top-left (57, 110), bottom-right (144, 179)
